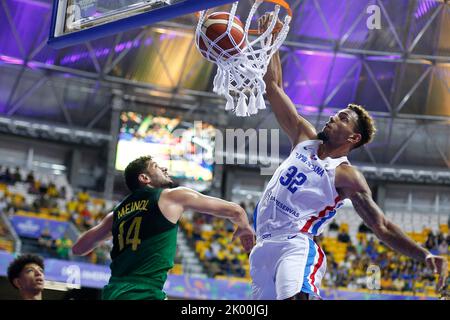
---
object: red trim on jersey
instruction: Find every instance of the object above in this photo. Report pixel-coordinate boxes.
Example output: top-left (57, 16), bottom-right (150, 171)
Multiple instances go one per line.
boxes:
top-left (300, 196), bottom-right (341, 233)
top-left (309, 244), bottom-right (325, 294)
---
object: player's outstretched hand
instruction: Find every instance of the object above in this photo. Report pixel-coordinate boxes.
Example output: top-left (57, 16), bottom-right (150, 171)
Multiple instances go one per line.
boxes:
top-left (232, 225), bottom-right (255, 252)
top-left (258, 12), bottom-right (283, 36)
top-left (425, 254), bottom-right (448, 294)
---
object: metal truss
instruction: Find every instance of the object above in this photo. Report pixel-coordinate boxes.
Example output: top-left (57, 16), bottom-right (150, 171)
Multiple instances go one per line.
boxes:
top-left (0, 0), bottom-right (449, 177)
top-left (0, 114), bottom-right (111, 146)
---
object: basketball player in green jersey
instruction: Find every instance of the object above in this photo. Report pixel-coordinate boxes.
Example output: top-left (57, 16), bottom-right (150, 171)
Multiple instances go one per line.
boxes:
top-left (72, 155), bottom-right (254, 300)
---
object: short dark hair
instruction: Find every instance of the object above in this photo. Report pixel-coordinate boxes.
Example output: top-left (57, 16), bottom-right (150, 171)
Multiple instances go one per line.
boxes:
top-left (346, 104), bottom-right (377, 149)
top-left (124, 156), bottom-right (153, 191)
top-left (7, 254), bottom-right (44, 289)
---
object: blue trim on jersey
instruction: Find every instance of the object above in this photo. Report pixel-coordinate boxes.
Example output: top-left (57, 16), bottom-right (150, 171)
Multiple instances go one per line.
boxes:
top-left (311, 209), bottom-right (337, 235)
top-left (252, 202), bottom-right (259, 231)
top-left (301, 239), bottom-right (317, 295)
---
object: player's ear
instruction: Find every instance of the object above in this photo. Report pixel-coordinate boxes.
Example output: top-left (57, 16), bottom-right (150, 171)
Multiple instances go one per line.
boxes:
top-left (13, 278), bottom-right (21, 290)
top-left (348, 133), bottom-right (361, 146)
top-left (138, 173), bottom-right (151, 184)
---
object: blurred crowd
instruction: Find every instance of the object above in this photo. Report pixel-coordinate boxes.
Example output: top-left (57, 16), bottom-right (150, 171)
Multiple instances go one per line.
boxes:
top-left (1, 165), bottom-right (449, 296)
top-left (181, 203), bottom-right (449, 295)
top-left (319, 229), bottom-right (449, 294)
top-left (0, 165), bottom-right (112, 265)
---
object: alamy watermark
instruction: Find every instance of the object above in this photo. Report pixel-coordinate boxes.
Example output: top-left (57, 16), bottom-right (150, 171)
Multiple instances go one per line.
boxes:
top-left (366, 5), bottom-right (382, 30)
top-left (171, 121), bottom-right (281, 176)
top-left (366, 264), bottom-right (381, 290)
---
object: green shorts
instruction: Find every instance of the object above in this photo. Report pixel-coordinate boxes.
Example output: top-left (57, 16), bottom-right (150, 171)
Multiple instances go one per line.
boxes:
top-left (102, 278), bottom-right (166, 300)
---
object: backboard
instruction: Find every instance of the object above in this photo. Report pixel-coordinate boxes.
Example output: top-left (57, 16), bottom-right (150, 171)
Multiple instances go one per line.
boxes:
top-left (48, 0), bottom-right (236, 49)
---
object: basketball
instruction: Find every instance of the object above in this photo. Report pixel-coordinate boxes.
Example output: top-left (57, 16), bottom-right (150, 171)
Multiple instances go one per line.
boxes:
top-left (196, 12), bottom-right (247, 61)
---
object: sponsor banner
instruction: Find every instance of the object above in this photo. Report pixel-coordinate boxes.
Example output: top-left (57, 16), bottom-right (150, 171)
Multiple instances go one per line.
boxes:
top-left (10, 215), bottom-right (69, 239)
top-left (0, 252), bottom-right (438, 300)
top-left (0, 251), bottom-right (110, 289)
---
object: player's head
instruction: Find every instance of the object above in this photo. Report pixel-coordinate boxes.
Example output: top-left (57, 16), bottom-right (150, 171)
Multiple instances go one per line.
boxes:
top-left (317, 104), bottom-right (376, 150)
top-left (7, 254), bottom-right (45, 299)
top-left (124, 155), bottom-right (173, 191)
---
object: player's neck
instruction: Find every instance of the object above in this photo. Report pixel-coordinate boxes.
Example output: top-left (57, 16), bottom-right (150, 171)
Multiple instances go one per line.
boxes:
top-left (21, 291), bottom-right (42, 300)
top-left (318, 142), bottom-right (349, 159)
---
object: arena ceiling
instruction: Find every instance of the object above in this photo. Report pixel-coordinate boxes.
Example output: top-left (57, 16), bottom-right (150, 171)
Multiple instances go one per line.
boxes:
top-left (0, 0), bottom-right (449, 180)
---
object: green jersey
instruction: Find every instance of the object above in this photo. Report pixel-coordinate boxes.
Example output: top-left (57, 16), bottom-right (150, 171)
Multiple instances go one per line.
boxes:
top-left (102, 186), bottom-right (178, 300)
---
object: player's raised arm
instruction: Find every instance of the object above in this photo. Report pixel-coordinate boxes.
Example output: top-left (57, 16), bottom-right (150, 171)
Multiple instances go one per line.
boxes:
top-left (337, 165), bottom-right (448, 292)
top-left (159, 187), bottom-right (255, 252)
top-left (72, 212), bottom-right (113, 256)
top-left (260, 15), bottom-right (317, 146)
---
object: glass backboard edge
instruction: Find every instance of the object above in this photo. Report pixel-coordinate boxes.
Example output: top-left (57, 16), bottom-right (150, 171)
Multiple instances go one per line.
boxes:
top-left (47, 0), bottom-right (236, 49)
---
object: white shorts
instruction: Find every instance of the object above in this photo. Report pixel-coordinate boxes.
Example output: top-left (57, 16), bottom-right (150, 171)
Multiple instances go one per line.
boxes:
top-left (249, 233), bottom-right (327, 300)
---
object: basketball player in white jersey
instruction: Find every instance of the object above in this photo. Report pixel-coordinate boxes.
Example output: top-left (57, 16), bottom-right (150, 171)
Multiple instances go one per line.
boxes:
top-left (250, 15), bottom-right (448, 300)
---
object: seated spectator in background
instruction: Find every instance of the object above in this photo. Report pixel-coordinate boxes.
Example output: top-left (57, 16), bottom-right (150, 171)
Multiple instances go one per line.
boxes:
top-left (66, 197), bottom-right (77, 215)
top-left (425, 232), bottom-right (436, 250)
top-left (55, 234), bottom-right (73, 260)
top-left (77, 188), bottom-right (90, 203)
top-left (329, 220), bottom-right (339, 232)
top-left (7, 254), bottom-right (45, 300)
top-left (25, 171), bottom-right (35, 184)
top-left (38, 182), bottom-right (48, 196)
top-left (28, 180), bottom-right (40, 195)
top-left (337, 230), bottom-right (351, 243)
top-left (59, 186), bottom-right (67, 199)
top-left (358, 222), bottom-right (372, 233)
top-left (46, 183), bottom-right (59, 198)
top-left (1, 167), bottom-right (12, 184)
top-left (12, 167), bottom-right (22, 183)
top-left (38, 228), bottom-right (54, 256)
top-left (393, 276), bottom-right (405, 292)
top-left (438, 240), bottom-right (448, 256)
top-left (328, 220), bottom-right (339, 237)
top-left (0, 195), bottom-right (7, 213)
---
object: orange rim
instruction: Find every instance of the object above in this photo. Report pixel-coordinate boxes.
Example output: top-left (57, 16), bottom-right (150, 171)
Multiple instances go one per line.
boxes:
top-left (196, 0), bottom-right (292, 35)
top-left (248, 0), bottom-right (292, 35)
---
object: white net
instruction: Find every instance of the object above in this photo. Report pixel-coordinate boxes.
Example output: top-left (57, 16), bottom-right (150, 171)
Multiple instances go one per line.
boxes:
top-left (195, 0), bottom-right (291, 117)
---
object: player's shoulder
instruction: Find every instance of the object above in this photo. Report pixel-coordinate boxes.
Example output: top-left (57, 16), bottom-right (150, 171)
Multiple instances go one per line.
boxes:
top-left (335, 163), bottom-right (367, 189)
top-left (160, 187), bottom-right (195, 202)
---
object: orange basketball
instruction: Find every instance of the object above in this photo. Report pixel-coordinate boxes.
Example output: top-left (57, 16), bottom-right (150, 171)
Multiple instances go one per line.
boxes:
top-left (197, 12), bottom-right (246, 61)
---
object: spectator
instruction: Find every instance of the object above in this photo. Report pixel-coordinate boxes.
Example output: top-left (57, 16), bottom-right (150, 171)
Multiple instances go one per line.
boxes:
top-left (7, 254), bottom-right (45, 300)
top-left (437, 240), bottom-right (448, 255)
top-left (12, 167), bottom-right (22, 183)
top-left (358, 222), bottom-right (372, 233)
top-left (381, 274), bottom-right (393, 291)
top-left (328, 220), bottom-right (339, 237)
top-left (425, 232), bottom-right (436, 251)
top-left (329, 220), bottom-right (339, 232)
top-left (25, 171), bottom-right (35, 184)
top-left (59, 186), bottom-right (67, 199)
top-left (55, 234), bottom-right (73, 260)
top-left (337, 230), bottom-right (351, 243)
top-left (2, 168), bottom-right (12, 184)
top-left (393, 276), bottom-right (405, 292)
top-left (38, 228), bottom-right (54, 257)
top-left (77, 188), bottom-right (90, 203)
top-left (46, 183), bottom-right (59, 198)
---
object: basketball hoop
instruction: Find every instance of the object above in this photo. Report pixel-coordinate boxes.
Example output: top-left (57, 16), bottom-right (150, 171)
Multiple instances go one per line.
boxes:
top-left (195, 0), bottom-right (292, 117)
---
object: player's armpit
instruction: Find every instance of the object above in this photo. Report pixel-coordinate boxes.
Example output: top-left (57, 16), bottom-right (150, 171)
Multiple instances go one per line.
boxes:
top-left (72, 212), bottom-right (113, 256)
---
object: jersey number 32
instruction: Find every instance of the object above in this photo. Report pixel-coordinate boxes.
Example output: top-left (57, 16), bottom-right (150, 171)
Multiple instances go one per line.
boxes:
top-left (279, 166), bottom-right (307, 194)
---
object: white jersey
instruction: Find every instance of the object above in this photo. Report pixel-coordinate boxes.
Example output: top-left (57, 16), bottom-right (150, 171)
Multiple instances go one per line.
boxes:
top-left (254, 139), bottom-right (349, 239)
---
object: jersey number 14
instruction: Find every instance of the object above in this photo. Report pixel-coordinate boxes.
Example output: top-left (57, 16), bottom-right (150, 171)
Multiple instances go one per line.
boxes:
top-left (118, 217), bottom-right (142, 251)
